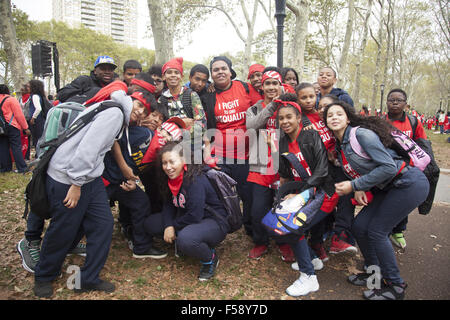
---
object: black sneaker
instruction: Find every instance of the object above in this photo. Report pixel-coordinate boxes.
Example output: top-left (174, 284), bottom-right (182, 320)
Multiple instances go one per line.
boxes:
top-left (348, 273), bottom-right (371, 286)
top-left (198, 251), bottom-right (219, 281)
top-left (74, 279), bottom-right (115, 293)
top-left (132, 246), bottom-right (168, 259)
top-left (363, 281), bottom-right (407, 300)
top-left (34, 280), bottom-right (53, 298)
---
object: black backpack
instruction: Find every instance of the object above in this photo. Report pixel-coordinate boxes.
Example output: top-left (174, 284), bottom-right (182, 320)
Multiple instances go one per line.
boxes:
top-left (24, 101), bottom-right (124, 220)
top-left (203, 167), bottom-right (243, 233)
top-left (0, 96), bottom-right (11, 136)
top-left (41, 97), bottom-right (54, 119)
top-left (159, 88), bottom-right (193, 119)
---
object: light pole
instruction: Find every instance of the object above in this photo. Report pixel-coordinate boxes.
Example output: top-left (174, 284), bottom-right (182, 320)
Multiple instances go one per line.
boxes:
top-left (380, 83), bottom-right (385, 116)
top-left (275, 0), bottom-right (286, 69)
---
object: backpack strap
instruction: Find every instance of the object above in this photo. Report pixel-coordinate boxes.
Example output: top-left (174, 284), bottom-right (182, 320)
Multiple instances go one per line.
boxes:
top-left (348, 126), bottom-right (370, 159)
top-left (238, 80), bottom-right (250, 94)
top-left (0, 96), bottom-right (13, 124)
top-left (281, 152), bottom-right (311, 181)
top-left (301, 114), bottom-right (312, 127)
top-left (180, 87), bottom-right (194, 119)
top-left (407, 114), bottom-right (418, 140)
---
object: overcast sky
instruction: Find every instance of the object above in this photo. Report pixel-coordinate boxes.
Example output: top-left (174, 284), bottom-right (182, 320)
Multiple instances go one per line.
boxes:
top-left (11, 0), bottom-right (272, 65)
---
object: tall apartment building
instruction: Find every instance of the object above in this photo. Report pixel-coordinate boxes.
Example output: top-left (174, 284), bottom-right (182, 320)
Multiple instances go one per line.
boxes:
top-left (52, 0), bottom-right (138, 47)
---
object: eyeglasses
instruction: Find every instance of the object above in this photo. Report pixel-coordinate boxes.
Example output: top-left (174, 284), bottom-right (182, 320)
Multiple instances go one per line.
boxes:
top-left (387, 99), bottom-right (406, 103)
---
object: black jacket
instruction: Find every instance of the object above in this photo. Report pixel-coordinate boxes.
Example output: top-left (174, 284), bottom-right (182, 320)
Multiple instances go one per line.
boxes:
top-left (57, 70), bottom-right (117, 104)
top-left (278, 129), bottom-right (335, 197)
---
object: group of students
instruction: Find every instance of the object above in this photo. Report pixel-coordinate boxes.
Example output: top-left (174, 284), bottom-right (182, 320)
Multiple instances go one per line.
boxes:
top-left (1, 54), bottom-right (433, 300)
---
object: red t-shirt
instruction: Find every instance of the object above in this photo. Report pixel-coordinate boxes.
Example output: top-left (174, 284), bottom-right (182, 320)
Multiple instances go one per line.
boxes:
top-left (247, 102), bottom-right (279, 187)
top-left (305, 112), bottom-right (336, 152)
top-left (213, 81), bottom-right (258, 159)
top-left (387, 114), bottom-right (427, 140)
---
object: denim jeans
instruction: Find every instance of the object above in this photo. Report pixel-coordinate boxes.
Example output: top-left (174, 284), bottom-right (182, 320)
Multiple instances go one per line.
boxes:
top-left (351, 167), bottom-right (429, 284)
top-left (0, 124), bottom-right (27, 172)
top-left (281, 209), bottom-right (328, 275)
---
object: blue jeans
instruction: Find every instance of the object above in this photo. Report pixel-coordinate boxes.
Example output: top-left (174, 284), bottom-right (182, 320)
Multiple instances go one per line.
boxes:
top-left (281, 209), bottom-right (328, 275)
top-left (351, 167), bottom-right (429, 284)
top-left (0, 124), bottom-right (27, 172)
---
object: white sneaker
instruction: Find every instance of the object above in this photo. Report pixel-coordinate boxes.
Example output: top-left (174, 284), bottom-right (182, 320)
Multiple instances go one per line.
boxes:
top-left (291, 258), bottom-right (324, 271)
top-left (286, 273), bottom-right (319, 297)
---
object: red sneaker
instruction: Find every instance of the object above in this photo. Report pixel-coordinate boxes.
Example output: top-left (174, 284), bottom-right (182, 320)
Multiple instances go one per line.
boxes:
top-left (311, 243), bottom-right (329, 262)
top-left (329, 234), bottom-right (357, 254)
top-left (277, 244), bottom-right (295, 262)
top-left (248, 245), bottom-right (268, 260)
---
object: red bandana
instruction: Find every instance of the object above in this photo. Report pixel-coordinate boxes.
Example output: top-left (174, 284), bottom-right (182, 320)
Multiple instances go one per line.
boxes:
top-left (131, 91), bottom-right (151, 112)
top-left (131, 78), bottom-right (156, 94)
top-left (168, 168), bottom-right (185, 196)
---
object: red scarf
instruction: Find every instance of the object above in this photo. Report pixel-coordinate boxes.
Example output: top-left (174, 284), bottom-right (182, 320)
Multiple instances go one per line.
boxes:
top-left (168, 168), bottom-right (185, 196)
top-left (83, 80), bottom-right (128, 106)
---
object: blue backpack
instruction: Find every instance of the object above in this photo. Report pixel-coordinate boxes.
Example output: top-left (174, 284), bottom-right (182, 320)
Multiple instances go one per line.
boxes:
top-left (261, 152), bottom-right (325, 236)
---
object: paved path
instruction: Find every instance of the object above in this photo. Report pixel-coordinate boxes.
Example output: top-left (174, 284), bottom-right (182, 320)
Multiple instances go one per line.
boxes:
top-left (435, 171), bottom-right (450, 203)
top-left (298, 172), bottom-right (450, 300)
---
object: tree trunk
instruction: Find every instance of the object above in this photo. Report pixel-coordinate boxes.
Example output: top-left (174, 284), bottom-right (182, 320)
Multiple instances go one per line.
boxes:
top-left (352, 0), bottom-right (373, 108)
top-left (0, 0), bottom-right (27, 91)
top-left (337, 0), bottom-right (355, 88)
top-left (286, 0), bottom-right (310, 80)
top-left (370, 0), bottom-right (384, 109)
top-left (382, 0), bottom-right (393, 91)
top-left (147, 0), bottom-right (174, 64)
top-left (239, 0), bottom-right (259, 76)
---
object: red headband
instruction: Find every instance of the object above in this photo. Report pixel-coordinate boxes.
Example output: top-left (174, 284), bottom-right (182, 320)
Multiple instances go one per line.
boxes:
top-left (131, 91), bottom-right (151, 112)
top-left (162, 57), bottom-right (183, 75)
top-left (131, 78), bottom-right (156, 94)
top-left (273, 99), bottom-right (302, 114)
top-left (262, 71), bottom-right (282, 85)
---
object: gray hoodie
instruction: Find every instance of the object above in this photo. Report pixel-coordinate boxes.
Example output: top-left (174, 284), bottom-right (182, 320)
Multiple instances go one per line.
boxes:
top-left (47, 90), bottom-right (132, 187)
top-left (246, 100), bottom-right (280, 175)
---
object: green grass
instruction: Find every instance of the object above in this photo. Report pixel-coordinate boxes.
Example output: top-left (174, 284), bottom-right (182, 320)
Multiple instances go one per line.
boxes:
top-left (427, 129), bottom-right (449, 145)
top-left (0, 172), bottom-right (29, 193)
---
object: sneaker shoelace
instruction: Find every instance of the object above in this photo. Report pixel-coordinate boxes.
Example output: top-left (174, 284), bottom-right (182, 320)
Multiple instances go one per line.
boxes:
top-left (28, 244), bottom-right (40, 263)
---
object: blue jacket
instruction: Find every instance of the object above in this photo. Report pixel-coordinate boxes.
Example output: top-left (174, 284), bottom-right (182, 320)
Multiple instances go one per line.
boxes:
top-left (103, 126), bottom-right (152, 185)
top-left (336, 125), bottom-right (404, 191)
top-left (162, 173), bottom-right (229, 233)
top-left (317, 88), bottom-right (354, 109)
